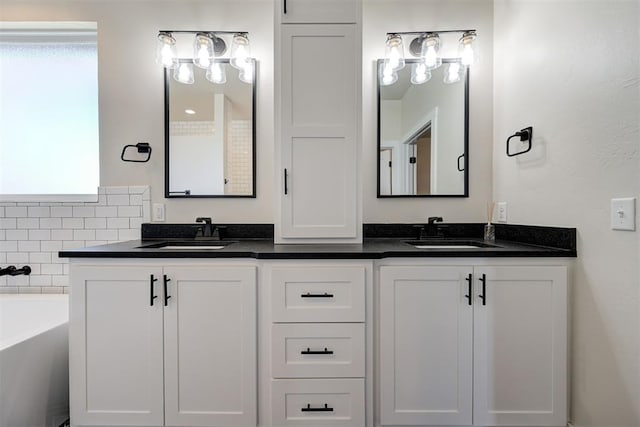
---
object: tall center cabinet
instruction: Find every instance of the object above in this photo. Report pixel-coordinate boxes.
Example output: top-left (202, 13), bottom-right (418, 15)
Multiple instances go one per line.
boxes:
top-left (275, 0), bottom-right (362, 243)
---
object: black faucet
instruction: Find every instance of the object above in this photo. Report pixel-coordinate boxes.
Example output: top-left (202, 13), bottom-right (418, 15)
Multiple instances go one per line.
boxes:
top-left (195, 217), bottom-right (220, 240)
top-left (418, 216), bottom-right (444, 239)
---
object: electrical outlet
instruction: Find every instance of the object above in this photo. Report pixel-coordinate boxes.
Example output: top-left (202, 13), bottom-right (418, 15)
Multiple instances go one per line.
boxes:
top-left (496, 202), bottom-right (508, 223)
top-left (152, 203), bottom-right (165, 222)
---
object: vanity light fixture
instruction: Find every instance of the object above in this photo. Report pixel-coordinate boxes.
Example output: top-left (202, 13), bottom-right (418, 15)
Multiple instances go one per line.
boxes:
top-left (156, 30), bottom-right (251, 85)
top-left (381, 29), bottom-right (477, 86)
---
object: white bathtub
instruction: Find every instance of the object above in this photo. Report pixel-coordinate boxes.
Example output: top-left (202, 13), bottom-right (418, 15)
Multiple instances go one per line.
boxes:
top-left (0, 294), bottom-right (69, 427)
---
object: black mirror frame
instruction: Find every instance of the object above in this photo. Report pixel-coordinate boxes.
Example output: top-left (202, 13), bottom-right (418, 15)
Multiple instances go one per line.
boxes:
top-left (376, 58), bottom-right (469, 198)
top-left (164, 58), bottom-right (257, 198)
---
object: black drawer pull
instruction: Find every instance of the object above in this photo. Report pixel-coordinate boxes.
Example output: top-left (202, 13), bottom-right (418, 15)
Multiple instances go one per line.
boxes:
top-left (479, 273), bottom-right (487, 306)
top-left (301, 403), bottom-right (333, 412)
top-left (301, 347), bottom-right (334, 355)
top-left (150, 275), bottom-right (158, 306)
top-left (301, 292), bottom-right (334, 298)
top-left (464, 273), bottom-right (472, 306)
top-left (163, 275), bottom-right (172, 306)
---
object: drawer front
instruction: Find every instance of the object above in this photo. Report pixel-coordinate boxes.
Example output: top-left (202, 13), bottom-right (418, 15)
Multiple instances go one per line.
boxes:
top-left (271, 379), bottom-right (365, 426)
top-left (271, 267), bottom-right (365, 322)
top-left (272, 323), bottom-right (365, 378)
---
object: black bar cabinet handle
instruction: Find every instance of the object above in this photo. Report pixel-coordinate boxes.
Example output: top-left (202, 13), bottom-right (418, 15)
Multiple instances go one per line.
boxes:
top-left (284, 168), bottom-right (288, 195)
top-left (301, 347), bottom-right (334, 355)
top-left (301, 292), bottom-right (334, 298)
top-left (150, 275), bottom-right (158, 306)
top-left (464, 273), bottom-right (472, 306)
top-left (479, 273), bottom-right (486, 306)
top-left (163, 275), bottom-right (172, 306)
top-left (283, 0), bottom-right (287, 14)
top-left (301, 403), bottom-right (333, 412)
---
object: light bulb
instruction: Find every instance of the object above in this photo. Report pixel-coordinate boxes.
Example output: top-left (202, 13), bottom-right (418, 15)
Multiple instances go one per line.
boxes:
top-left (173, 62), bottom-right (195, 84)
top-left (380, 63), bottom-right (398, 86)
top-left (193, 33), bottom-right (214, 69)
top-left (411, 62), bottom-right (431, 85)
top-left (443, 62), bottom-right (462, 84)
top-left (156, 32), bottom-right (177, 69)
top-left (231, 33), bottom-right (251, 70)
top-left (206, 62), bottom-right (226, 84)
top-left (422, 34), bottom-right (442, 70)
top-left (459, 31), bottom-right (477, 66)
top-left (384, 34), bottom-right (405, 71)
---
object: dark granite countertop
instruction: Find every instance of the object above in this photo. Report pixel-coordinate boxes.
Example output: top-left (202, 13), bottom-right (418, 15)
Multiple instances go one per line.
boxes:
top-left (59, 223), bottom-right (576, 259)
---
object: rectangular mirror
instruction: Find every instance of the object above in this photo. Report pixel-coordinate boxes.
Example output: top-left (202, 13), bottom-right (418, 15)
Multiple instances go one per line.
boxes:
top-left (165, 59), bottom-right (256, 197)
top-left (377, 59), bottom-right (468, 197)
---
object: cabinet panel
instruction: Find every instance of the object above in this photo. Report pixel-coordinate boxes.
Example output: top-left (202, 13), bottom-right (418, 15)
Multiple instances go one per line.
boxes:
top-left (271, 266), bottom-right (365, 322)
top-left (473, 266), bottom-right (567, 426)
top-left (280, 24), bottom-right (358, 240)
top-left (271, 379), bottom-right (365, 426)
top-left (272, 323), bottom-right (365, 378)
top-left (164, 266), bottom-right (257, 427)
top-left (379, 266), bottom-right (473, 425)
top-left (280, 0), bottom-right (358, 24)
top-left (70, 266), bottom-right (164, 426)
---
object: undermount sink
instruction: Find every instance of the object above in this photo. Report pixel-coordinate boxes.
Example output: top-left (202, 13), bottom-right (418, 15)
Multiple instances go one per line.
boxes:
top-left (137, 241), bottom-right (237, 250)
top-left (405, 240), bottom-right (498, 249)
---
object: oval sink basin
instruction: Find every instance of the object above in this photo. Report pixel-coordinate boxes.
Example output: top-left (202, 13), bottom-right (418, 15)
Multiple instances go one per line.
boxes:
top-left (137, 241), bottom-right (237, 250)
top-left (404, 240), bottom-right (498, 249)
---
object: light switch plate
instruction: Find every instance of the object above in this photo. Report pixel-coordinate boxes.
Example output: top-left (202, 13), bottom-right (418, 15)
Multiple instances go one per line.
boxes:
top-left (610, 198), bottom-right (635, 231)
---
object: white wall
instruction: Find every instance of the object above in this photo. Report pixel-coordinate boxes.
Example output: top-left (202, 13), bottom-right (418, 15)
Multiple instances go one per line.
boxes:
top-left (363, 0), bottom-right (493, 222)
top-left (2, 0), bottom-right (274, 223)
top-left (493, 1), bottom-right (640, 425)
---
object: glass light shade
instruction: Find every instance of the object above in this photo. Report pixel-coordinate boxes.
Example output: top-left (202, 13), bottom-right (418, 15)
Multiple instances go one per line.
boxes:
top-left (193, 33), bottom-right (214, 69)
top-left (459, 31), bottom-right (477, 66)
top-left (383, 34), bottom-right (405, 71)
top-left (411, 62), bottom-right (431, 85)
top-left (443, 62), bottom-right (462, 84)
top-left (230, 33), bottom-right (251, 70)
top-left (206, 62), bottom-right (226, 84)
top-left (422, 33), bottom-right (442, 70)
top-left (239, 62), bottom-right (253, 84)
top-left (379, 62), bottom-right (398, 86)
top-left (156, 32), bottom-right (178, 69)
top-left (173, 62), bottom-right (195, 84)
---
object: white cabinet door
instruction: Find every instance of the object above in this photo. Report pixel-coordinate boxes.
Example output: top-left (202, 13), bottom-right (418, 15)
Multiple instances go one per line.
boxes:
top-left (70, 265), bottom-right (164, 426)
top-left (279, 24), bottom-right (358, 240)
top-left (163, 266), bottom-right (257, 427)
top-left (280, 0), bottom-right (358, 23)
top-left (379, 266), bottom-right (473, 425)
top-left (473, 266), bottom-right (567, 426)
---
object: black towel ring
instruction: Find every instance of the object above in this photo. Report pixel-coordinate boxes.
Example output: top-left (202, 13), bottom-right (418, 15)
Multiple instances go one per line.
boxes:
top-left (121, 142), bottom-right (152, 163)
top-left (506, 127), bottom-right (533, 157)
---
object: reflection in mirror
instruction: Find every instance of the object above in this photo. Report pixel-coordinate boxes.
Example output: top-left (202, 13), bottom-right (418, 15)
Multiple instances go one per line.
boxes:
top-left (377, 59), bottom-right (468, 197)
top-left (165, 59), bottom-right (256, 197)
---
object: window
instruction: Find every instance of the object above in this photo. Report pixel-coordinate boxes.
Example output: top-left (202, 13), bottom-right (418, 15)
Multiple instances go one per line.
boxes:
top-left (0, 22), bottom-right (99, 201)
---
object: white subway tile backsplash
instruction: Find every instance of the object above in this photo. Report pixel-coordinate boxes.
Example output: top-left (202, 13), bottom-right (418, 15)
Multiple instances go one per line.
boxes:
top-left (72, 207), bottom-right (95, 218)
top-left (1, 185), bottom-right (149, 293)
top-left (18, 241), bottom-right (40, 252)
top-left (85, 217), bottom-right (107, 229)
top-left (50, 207), bottom-right (73, 217)
top-left (29, 230), bottom-right (51, 241)
top-left (73, 229), bottom-right (96, 241)
top-left (6, 207), bottom-right (27, 217)
top-left (40, 218), bottom-right (62, 229)
top-left (6, 230), bottom-right (28, 240)
top-left (62, 218), bottom-right (85, 229)
top-left (17, 218), bottom-right (39, 229)
top-left (0, 218), bottom-right (17, 229)
top-left (51, 229), bottom-right (74, 240)
top-left (27, 207), bottom-right (51, 217)
top-left (107, 194), bottom-right (130, 206)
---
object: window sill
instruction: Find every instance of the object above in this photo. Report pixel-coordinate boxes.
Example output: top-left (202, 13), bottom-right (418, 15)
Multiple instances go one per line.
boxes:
top-left (0, 194), bottom-right (99, 203)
